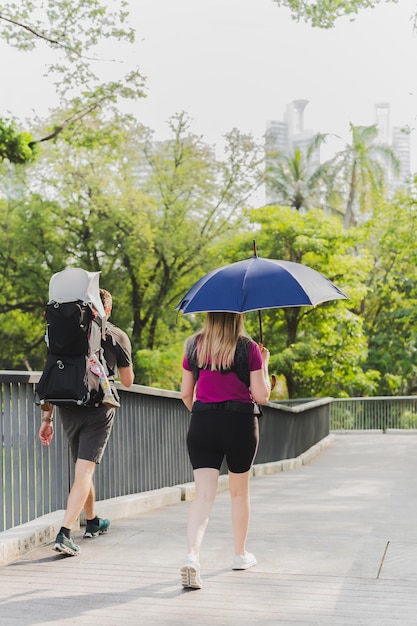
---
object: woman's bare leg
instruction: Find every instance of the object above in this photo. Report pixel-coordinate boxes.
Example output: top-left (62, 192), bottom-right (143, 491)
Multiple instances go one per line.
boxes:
top-left (229, 468), bottom-right (252, 555)
top-left (186, 467), bottom-right (219, 557)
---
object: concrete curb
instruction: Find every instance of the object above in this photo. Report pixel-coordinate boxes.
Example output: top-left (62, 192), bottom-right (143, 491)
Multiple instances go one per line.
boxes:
top-left (82, 486), bottom-right (182, 525)
top-left (0, 435), bottom-right (335, 567)
top-left (253, 433), bottom-right (335, 477)
top-left (0, 487), bottom-right (182, 567)
top-left (0, 510), bottom-right (67, 568)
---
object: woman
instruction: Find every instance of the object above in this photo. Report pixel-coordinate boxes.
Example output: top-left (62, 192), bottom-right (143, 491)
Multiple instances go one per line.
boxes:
top-left (180, 312), bottom-right (271, 589)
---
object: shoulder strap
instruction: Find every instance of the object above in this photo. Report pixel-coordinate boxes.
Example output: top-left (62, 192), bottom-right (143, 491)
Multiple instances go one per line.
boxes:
top-left (230, 338), bottom-right (250, 387)
top-left (186, 336), bottom-right (200, 381)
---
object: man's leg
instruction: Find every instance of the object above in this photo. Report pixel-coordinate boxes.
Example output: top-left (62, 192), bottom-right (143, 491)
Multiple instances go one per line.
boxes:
top-left (83, 478), bottom-right (96, 521)
top-left (54, 458), bottom-right (96, 555)
top-left (62, 458), bottom-right (96, 530)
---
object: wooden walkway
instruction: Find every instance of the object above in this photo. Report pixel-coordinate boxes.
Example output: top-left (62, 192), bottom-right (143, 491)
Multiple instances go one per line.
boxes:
top-left (2, 432), bottom-right (417, 624)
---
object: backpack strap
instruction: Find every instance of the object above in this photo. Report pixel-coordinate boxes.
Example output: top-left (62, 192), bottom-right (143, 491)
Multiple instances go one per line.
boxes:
top-left (186, 337), bottom-right (200, 381)
top-left (231, 338), bottom-right (251, 387)
top-left (186, 336), bottom-right (250, 387)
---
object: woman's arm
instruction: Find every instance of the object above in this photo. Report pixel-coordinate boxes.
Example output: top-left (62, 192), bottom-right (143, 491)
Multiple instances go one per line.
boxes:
top-left (181, 368), bottom-right (196, 411)
top-left (249, 344), bottom-right (271, 405)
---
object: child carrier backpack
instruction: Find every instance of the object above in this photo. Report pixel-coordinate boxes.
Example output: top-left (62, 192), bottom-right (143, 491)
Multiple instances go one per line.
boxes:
top-left (35, 268), bottom-right (118, 409)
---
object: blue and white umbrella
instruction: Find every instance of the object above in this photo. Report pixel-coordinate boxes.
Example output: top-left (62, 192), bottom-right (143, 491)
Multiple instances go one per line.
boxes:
top-left (176, 245), bottom-right (348, 343)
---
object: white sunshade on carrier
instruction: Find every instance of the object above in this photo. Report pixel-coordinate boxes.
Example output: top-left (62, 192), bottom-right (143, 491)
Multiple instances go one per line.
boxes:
top-left (48, 268), bottom-right (106, 319)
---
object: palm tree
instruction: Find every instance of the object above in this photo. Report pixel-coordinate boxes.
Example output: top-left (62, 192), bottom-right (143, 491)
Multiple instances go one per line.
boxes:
top-left (331, 123), bottom-right (399, 229)
top-left (265, 133), bottom-right (334, 212)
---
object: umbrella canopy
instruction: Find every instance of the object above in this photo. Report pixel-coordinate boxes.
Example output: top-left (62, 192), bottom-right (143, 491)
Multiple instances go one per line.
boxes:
top-left (176, 255), bottom-right (348, 315)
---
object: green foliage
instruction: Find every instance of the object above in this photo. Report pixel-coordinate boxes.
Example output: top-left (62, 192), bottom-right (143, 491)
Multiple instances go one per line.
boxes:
top-left (271, 0), bottom-right (395, 28)
top-left (265, 133), bottom-right (335, 211)
top-left (359, 186), bottom-right (417, 394)
top-left (0, 119), bottom-right (38, 163)
top-left (0, 1), bottom-right (145, 155)
top-left (234, 205), bottom-right (378, 397)
top-left (331, 124), bottom-right (399, 228)
top-left (0, 191), bottom-right (65, 368)
top-left (134, 345), bottom-right (184, 391)
top-left (2, 98), bottom-right (417, 399)
top-left (0, 0), bottom-right (135, 89)
top-left (0, 112), bottom-right (263, 375)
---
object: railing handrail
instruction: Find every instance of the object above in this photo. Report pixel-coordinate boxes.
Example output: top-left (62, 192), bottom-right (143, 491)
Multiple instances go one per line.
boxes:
top-left (0, 370), bottom-right (335, 411)
top-left (270, 397), bottom-right (334, 413)
top-left (330, 395), bottom-right (417, 401)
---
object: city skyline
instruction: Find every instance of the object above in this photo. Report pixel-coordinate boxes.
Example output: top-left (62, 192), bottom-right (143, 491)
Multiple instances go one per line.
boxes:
top-left (266, 98), bottom-right (411, 182)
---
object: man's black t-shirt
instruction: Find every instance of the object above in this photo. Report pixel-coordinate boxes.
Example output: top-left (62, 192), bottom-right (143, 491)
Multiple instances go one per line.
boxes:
top-left (102, 322), bottom-right (132, 381)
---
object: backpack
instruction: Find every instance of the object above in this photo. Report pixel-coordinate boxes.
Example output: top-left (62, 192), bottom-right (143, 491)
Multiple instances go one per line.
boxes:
top-left (186, 336), bottom-right (251, 387)
top-left (35, 299), bottom-right (106, 408)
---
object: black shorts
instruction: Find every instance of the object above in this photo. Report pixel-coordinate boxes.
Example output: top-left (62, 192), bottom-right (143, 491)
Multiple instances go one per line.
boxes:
top-left (186, 408), bottom-right (259, 474)
top-left (59, 404), bottom-right (115, 464)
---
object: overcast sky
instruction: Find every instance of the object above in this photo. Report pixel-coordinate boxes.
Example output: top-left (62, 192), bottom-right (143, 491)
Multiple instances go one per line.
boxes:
top-left (1, 0), bottom-right (417, 169)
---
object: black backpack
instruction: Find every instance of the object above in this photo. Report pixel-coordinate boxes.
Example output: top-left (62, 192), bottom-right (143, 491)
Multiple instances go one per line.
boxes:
top-left (35, 299), bottom-right (105, 408)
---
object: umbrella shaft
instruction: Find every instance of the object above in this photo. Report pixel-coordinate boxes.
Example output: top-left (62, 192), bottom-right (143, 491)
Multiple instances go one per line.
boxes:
top-left (258, 310), bottom-right (263, 345)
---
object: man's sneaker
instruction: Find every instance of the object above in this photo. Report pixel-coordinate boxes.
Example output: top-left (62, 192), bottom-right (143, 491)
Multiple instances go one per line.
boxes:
top-left (181, 554), bottom-right (203, 589)
top-left (84, 517), bottom-right (111, 538)
top-left (54, 533), bottom-right (80, 556)
top-left (232, 551), bottom-right (257, 570)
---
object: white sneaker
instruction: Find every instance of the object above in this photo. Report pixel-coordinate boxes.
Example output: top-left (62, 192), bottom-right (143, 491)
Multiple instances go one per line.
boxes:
top-left (232, 552), bottom-right (257, 570)
top-left (181, 554), bottom-right (202, 589)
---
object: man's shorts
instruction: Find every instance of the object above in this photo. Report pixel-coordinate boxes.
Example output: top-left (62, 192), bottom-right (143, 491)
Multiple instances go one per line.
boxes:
top-left (58, 404), bottom-right (115, 464)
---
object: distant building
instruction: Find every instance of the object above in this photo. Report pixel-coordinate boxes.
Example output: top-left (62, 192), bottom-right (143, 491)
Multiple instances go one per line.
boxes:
top-left (391, 126), bottom-right (411, 188)
top-left (266, 99), bottom-right (315, 157)
top-left (374, 102), bottom-right (411, 188)
top-left (265, 100), bottom-right (411, 206)
top-left (265, 99), bottom-right (318, 205)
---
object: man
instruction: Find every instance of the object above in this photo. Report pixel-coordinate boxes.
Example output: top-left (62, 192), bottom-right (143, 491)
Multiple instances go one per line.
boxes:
top-left (38, 288), bottom-right (134, 556)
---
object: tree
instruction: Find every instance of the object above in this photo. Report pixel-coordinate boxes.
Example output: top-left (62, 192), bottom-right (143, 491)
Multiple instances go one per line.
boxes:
top-left (0, 111), bottom-right (264, 377)
top-left (0, 119), bottom-right (38, 164)
top-left (0, 0), bottom-right (135, 89)
top-left (229, 205), bottom-right (378, 397)
top-left (0, 182), bottom-right (67, 368)
top-left (136, 113), bottom-right (264, 349)
top-left (331, 124), bottom-right (399, 228)
top-left (359, 185), bottom-right (417, 394)
top-left (265, 133), bottom-right (335, 211)
top-left (0, 1), bottom-right (145, 157)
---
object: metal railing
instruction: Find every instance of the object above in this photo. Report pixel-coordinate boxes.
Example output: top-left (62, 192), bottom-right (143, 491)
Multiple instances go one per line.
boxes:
top-left (0, 372), bottom-right (330, 533)
top-left (329, 396), bottom-right (417, 431)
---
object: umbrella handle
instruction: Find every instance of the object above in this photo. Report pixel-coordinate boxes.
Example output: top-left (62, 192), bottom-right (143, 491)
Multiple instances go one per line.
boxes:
top-left (258, 310), bottom-right (263, 345)
top-left (257, 308), bottom-right (276, 391)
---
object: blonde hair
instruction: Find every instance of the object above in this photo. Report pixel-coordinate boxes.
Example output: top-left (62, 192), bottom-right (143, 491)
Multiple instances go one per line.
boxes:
top-left (195, 312), bottom-right (248, 371)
